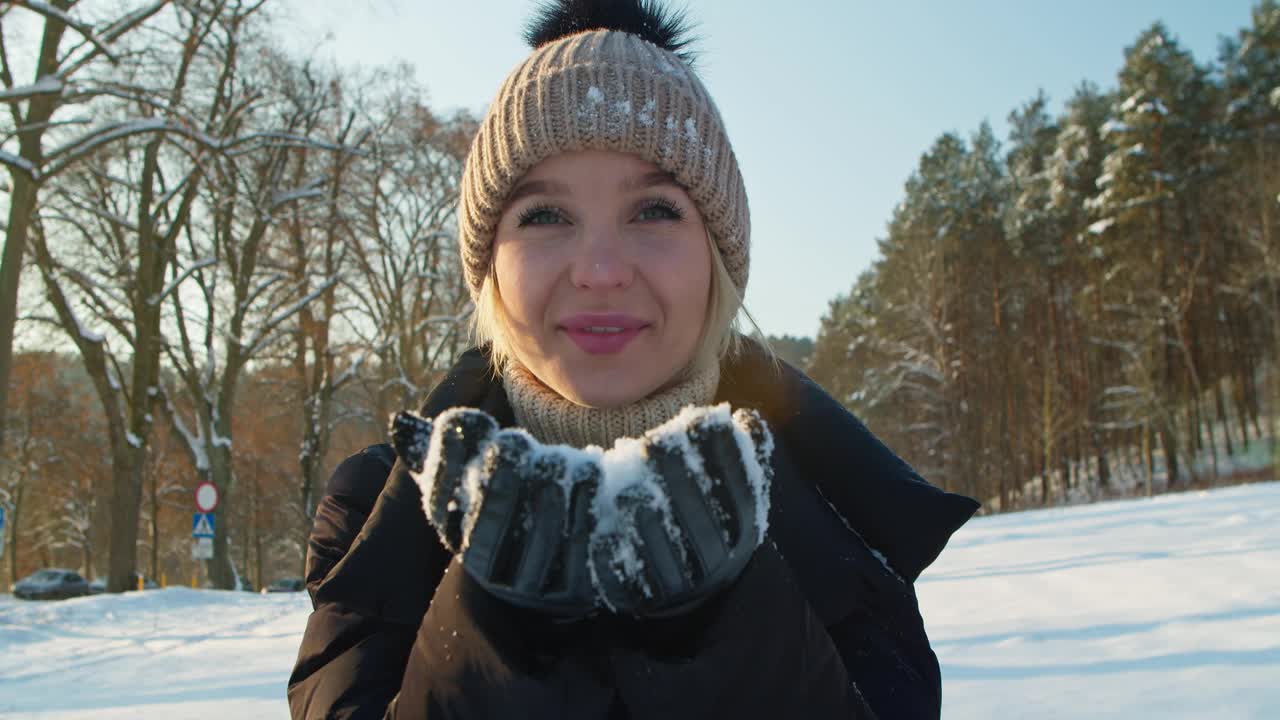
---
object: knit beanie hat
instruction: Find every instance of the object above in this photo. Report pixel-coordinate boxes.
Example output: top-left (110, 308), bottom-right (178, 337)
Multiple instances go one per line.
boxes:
top-left (458, 0), bottom-right (750, 300)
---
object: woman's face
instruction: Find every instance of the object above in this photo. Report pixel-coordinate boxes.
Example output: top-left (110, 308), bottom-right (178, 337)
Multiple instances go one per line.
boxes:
top-left (492, 150), bottom-right (711, 408)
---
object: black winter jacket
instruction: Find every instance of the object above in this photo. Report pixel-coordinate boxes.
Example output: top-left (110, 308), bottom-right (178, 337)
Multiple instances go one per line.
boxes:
top-left (287, 341), bottom-right (979, 719)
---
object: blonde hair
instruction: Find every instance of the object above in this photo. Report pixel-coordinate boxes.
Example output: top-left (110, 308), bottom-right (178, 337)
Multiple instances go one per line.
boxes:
top-left (473, 229), bottom-right (769, 379)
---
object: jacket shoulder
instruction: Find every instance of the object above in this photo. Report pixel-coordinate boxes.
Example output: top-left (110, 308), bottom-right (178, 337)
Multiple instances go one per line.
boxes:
top-left (719, 337), bottom-right (980, 582)
top-left (324, 444), bottom-right (396, 508)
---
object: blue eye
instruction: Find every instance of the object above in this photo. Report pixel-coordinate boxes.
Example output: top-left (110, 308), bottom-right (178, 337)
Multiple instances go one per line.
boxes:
top-left (517, 204), bottom-right (566, 227)
top-left (636, 199), bottom-right (684, 222)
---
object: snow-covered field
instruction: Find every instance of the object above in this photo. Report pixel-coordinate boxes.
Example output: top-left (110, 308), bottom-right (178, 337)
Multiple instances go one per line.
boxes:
top-left (1, 481), bottom-right (1277, 719)
top-left (920, 481), bottom-right (1280, 719)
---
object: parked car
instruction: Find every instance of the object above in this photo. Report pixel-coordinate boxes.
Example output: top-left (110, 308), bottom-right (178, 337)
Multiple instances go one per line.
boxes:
top-left (88, 573), bottom-right (160, 594)
top-left (263, 577), bottom-right (304, 593)
top-left (12, 569), bottom-right (90, 600)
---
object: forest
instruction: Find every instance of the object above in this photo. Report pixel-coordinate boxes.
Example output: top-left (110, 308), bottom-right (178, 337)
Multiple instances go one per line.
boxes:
top-left (807, 4), bottom-right (1279, 513)
top-left (1, 1), bottom-right (1277, 593)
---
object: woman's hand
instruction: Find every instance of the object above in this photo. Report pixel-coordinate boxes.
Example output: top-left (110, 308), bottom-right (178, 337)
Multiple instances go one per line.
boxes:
top-left (389, 403), bottom-right (774, 619)
top-left (589, 406), bottom-right (774, 618)
top-left (391, 408), bottom-right (602, 616)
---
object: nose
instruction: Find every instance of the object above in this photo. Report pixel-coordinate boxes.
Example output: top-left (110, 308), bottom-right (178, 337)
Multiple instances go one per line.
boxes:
top-left (569, 231), bottom-right (633, 290)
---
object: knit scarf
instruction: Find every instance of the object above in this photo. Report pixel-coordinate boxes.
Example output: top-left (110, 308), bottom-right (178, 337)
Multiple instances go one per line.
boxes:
top-left (502, 359), bottom-right (720, 449)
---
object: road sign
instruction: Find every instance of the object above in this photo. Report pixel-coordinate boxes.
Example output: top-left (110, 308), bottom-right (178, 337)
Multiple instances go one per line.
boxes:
top-left (0, 506), bottom-right (5, 558)
top-left (192, 512), bottom-right (215, 538)
top-left (195, 482), bottom-right (219, 512)
top-left (191, 536), bottom-right (213, 560)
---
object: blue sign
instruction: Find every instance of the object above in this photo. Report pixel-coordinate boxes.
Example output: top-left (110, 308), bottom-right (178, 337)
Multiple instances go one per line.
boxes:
top-left (192, 512), bottom-right (215, 538)
top-left (0, 505), bottom-right (5, 531)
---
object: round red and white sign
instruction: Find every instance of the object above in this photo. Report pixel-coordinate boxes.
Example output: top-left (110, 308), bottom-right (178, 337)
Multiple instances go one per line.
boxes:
top-left (195, 481), bottom-right (219, 512)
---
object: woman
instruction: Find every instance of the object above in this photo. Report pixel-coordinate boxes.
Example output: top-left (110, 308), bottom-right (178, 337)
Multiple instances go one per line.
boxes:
top-left (288, 1), bottom-right (979, 718)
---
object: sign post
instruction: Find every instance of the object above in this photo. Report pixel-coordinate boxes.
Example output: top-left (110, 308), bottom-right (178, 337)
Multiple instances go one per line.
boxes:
top-left (195, 482), bottom-right (219, 513)
top-left (191, 483), bottom-right (218, 568)
top-left (192, 512), bottom-right (215, 560)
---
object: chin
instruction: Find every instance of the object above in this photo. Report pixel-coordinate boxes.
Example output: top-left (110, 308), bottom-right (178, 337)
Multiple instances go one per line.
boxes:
top-left (561, 376), bottom-right (651, 409)
top-left (557, 360), bottom-right (660, 409)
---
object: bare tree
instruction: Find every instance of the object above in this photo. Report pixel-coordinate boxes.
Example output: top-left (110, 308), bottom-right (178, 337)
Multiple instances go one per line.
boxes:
top-left (157, 43), bottom-right (356, 589)
top-left (343, 70), bottom-right (475, 427)
top-left (29, 0), bottom-right (261, 592)
top-left (284, 68), bottom-right (475, 551)
top-left (0, 353), bottom-right (63, 584)
top-left (0, 0), bottom-right (172, 454)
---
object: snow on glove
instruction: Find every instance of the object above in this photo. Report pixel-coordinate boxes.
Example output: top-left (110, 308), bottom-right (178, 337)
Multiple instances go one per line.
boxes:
top-left (389, 408), bottom-right (602, 616)
top-left (588, 404), bottom-right (774, 618)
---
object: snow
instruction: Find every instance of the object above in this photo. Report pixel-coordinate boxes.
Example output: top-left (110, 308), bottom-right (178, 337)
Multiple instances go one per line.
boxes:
top-left (1088, 217), bottom-right (1117, 235)
top-left (0, 588), bottom-right (306, 719)
top-left (1226, 97), bottom-right (1250, 116)
top-left (149, 257), bottom-right (216, 306)
top-left (0, 76), bottom-right (63, 101)
top-left (683, 117), bottom-right (699, 142)
top-left (417, 407), bottom-right (496, 530)
top-left (71, 312), bottom-right (104, 344)
top-left (413, 404), bottom-right (774, 605)
top-left (1100, 119), bottom-right (1129, 137)
top-left (46, 118), bottom-right (167, 163)
top-left (17, 2), bottom-right (117, 63)
top-left (636, 99), bottom-right (656, 127)
top-left (1127, 99), bottom-right (1168, 116)
top-left (919, 481), bottom-right (1280, 719)
top-left (0, 149), bottom-right (38, 178)
top-left (245, 277), bottom-right (339, 355)
top-left (161, 388), bottom-right (210, 472)
top-left (2, 481), bottom-right (1276, 719)
top-left (269, 184), bottom-right (325, 210)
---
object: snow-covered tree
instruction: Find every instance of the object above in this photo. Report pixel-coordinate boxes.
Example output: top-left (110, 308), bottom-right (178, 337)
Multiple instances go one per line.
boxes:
top-left (0, 0), bottom-right (172, 455)
top-left (29, 0), bottom-right (262, 593)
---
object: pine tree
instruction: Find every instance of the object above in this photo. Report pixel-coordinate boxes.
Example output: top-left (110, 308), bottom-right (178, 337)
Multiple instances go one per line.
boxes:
top-left (1087, 23), bottom-right (1215, 487)
top-left (1219, 1), bottom-right (1280, 454)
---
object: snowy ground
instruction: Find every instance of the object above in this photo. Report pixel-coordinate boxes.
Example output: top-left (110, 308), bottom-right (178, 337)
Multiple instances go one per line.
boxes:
top-left (919, 481), bottom-right (1280, 719)
top-left (1, 481), bottom-right (1277, 719)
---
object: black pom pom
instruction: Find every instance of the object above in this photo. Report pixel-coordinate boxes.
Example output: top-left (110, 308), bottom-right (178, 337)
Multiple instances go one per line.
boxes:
top-left (523, 0), bottom-right (699, 65)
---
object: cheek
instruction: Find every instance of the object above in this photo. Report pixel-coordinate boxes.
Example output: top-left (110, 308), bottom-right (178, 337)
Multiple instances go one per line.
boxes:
top-left (650, 232), bottom-right (711, 334)
top-left (494, 244), bottom-right (550, 326)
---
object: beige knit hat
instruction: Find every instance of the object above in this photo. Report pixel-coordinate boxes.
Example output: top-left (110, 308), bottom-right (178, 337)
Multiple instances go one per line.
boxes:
top-left (457, 11), bottom-right (750, 300)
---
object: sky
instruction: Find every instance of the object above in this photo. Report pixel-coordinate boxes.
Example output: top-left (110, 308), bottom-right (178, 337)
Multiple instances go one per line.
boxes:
top-left (273, 0), bottom-right (1262, 338)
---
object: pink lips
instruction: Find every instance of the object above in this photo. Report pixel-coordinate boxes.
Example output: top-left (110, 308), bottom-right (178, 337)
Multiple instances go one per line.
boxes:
top-left (560, 313), bottom-right (648, 355)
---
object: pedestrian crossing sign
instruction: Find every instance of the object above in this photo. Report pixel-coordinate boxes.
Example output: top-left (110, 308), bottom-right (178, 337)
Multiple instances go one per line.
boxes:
top-left (192, 512), bottom-right (215, 538)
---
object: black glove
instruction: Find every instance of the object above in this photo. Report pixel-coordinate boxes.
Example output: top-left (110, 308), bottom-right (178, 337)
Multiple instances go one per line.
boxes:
top-left (391, 404), bottom-right (775, 619)
top-left (588, 406), bottom-right (774, 618)
top-left (390, 408), bottom-right (601, 616)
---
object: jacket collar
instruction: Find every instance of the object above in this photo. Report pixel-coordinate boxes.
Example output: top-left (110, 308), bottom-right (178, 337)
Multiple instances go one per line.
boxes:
top-left (716, 338), bottom-right (980, 583)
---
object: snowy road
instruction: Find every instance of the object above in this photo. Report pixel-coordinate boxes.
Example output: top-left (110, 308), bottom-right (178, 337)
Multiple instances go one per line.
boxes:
top-left (1, 481), bottom-right (1277, 719)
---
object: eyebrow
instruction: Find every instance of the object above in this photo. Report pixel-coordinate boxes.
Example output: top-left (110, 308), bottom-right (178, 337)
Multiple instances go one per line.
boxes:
top-left (621, 170), bottom-right (680, 192)
top-left (506, 170), bottom-right (682, 207)
top-left (506, 179), bottom-right (570, 206)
